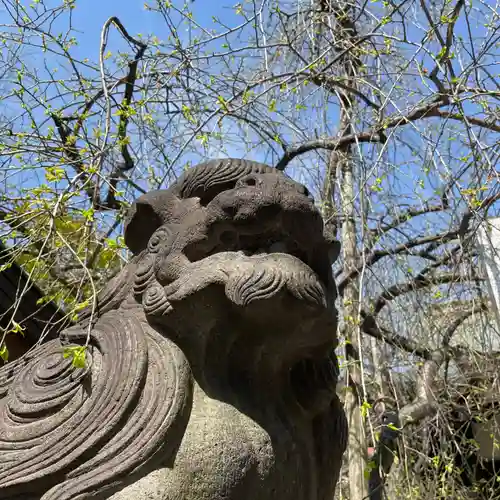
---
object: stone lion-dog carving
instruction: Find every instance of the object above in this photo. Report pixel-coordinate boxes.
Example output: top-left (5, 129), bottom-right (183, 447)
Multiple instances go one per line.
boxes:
top-left (0, 159), bottom-right (346, 500)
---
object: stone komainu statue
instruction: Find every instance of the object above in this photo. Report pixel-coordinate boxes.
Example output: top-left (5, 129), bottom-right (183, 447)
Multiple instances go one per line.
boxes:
top-left (0, 159), bottom-right (346, 500)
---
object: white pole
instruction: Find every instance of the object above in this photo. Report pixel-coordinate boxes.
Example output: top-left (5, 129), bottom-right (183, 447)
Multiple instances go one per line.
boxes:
top-left (477, 217), bottom-right (500, 334)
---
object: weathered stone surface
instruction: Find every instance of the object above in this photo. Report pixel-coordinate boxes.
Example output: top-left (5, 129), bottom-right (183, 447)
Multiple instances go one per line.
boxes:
top-left (0, 158), bottom-right (346, 499)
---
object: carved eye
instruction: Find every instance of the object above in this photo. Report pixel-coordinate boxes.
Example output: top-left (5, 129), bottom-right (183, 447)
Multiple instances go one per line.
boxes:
top-left (148, 226), bottom-right (170, 253)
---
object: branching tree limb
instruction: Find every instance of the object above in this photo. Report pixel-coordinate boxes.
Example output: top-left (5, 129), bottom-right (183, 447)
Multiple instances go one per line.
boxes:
top-left (275, 96), bottom-right (500, 170)
top-left (52, 17), bottom-right (147, 211)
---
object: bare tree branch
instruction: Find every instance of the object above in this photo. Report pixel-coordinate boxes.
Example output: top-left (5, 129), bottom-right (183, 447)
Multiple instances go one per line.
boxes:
top-left (275, 96), bottom-right (500, 170)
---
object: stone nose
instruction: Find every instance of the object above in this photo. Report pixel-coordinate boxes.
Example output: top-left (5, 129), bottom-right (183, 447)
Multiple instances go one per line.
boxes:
top-left (236, 174), bottom-right (265, 189)
top-left (236, 173), bottom-right (314, 203)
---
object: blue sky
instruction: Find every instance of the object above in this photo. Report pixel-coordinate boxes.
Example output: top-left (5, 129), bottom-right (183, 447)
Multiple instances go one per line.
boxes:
top-left (1, 0), bottom-right (497, 228)
top-left (71, 1), bottom-right (238, 63)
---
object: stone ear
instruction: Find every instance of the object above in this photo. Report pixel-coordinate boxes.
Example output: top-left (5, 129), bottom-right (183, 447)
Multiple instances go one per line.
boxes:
top-left (124, 192), bottom-right (165, 255)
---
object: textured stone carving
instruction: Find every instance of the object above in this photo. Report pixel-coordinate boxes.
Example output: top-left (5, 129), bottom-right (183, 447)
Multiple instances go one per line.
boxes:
top-left (0, 159), bottom-right (346, 500)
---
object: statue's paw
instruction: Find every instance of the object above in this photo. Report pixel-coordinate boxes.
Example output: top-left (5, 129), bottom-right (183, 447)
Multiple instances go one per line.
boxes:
top-left (225, 263), bottom-right (285, 306)
top-left (162, 260), bottom-right (229, 303)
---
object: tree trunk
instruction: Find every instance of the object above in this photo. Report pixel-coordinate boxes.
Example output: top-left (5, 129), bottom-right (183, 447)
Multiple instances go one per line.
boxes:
top-left (341, 147), bottom-right (368, 500)
top-left (315, 1), bottom-right (368, 496)
top-left (335, 3), bottom-right (368, 498)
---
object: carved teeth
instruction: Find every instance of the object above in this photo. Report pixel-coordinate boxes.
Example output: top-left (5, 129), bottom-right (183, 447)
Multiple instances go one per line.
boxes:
top-left (222, 238), bottom-right (319, 281)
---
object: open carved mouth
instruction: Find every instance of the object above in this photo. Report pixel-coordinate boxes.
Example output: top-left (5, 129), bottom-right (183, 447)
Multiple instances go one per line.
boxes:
top-left (221, 233), bottom-right (309, 262)
top-left (177, 178), bottom-right (336, 292)
top-left (184, 228), bottom-right (332, 290)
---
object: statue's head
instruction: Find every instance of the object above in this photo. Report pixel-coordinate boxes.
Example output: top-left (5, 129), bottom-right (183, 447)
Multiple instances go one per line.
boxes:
top-left (124, 159), bottom-right (338, 351)
top-left (122, 159), bottom-right (341, 405)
